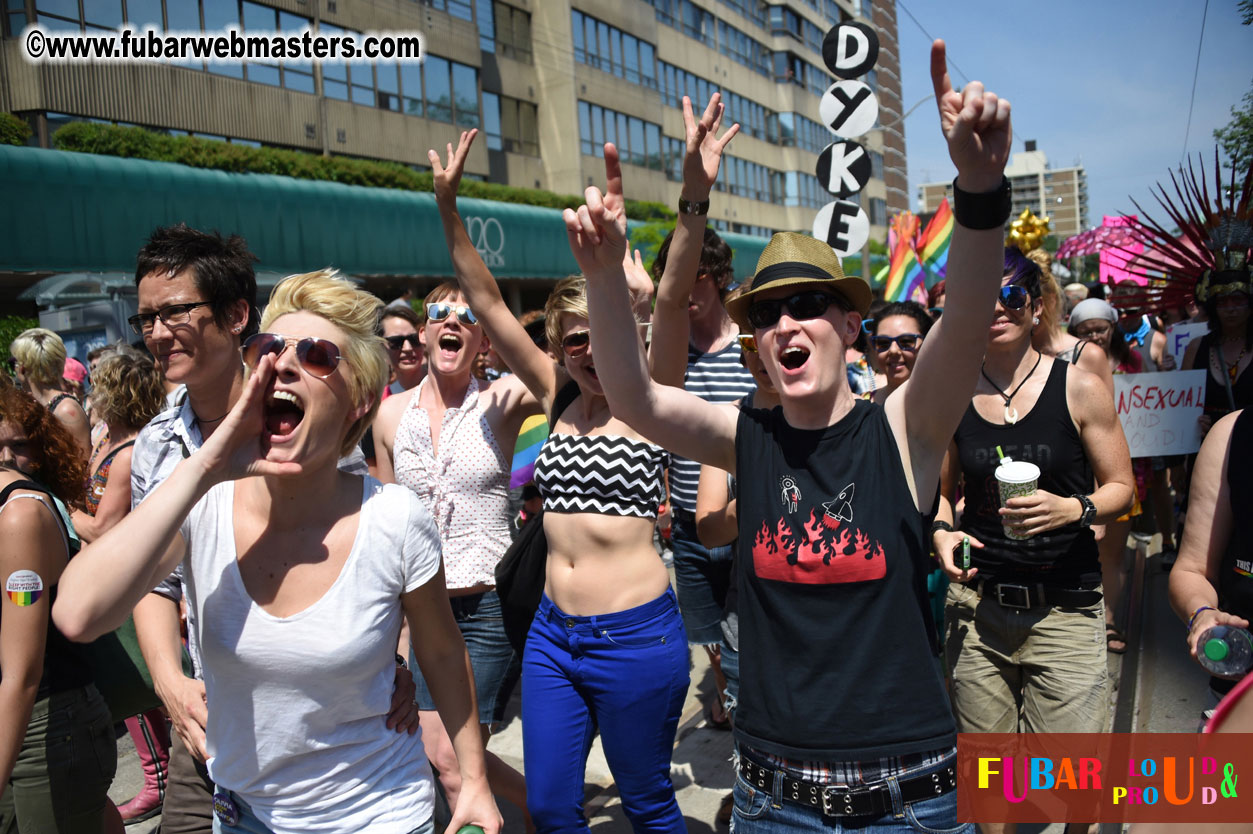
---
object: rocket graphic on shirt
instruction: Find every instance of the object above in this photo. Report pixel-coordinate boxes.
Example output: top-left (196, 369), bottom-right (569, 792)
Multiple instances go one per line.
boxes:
top-left (752, 481), bottom-right (887, 584)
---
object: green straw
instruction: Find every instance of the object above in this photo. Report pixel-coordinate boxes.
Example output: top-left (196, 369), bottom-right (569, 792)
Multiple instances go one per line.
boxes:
top-left (996, 445), bottom-right (1006, 462)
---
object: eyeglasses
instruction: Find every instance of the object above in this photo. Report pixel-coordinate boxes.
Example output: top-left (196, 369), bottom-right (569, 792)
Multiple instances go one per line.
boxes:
top-left (241, 333), bottom-right (343, 379)
top-left (426, 303), bottom-right (478, 325)
top-left (746, 291), bottom-right (846, 330)
top-left (384, 333), bottom-right (421, 351)
top-left (736, 334), bottom-right (758, 354)
top-left (871, 333), bottom-right (923, 353)
top-left (128, 301), bottom-right (213, 335)
top-left (997, 285), bottom-right (1030, 311)
top-left (561, 330), bottom-right (590, 358)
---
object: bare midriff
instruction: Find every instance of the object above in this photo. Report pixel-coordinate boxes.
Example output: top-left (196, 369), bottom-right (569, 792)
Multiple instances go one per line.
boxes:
top-left (543, 512), bottom-right (670, 616)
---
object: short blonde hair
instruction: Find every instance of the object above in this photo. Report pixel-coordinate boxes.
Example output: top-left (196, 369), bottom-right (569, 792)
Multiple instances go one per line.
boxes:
top-left (544, 276), bottom-right (589, 359)
top-left (260, 270), bottom-right (388, 456)
top-left (92, 349), bottom-right (165, 430)
top-left (10, 328), bottom-right (67, 387)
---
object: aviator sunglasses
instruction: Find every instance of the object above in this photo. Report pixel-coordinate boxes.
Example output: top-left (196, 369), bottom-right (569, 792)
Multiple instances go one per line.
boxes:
top-left (242, 333), bottom-right (343, 379)
top-left (998, 285), bottom-right (1030, 311)
top-left (746, 290), bottom-right (846, 330)
top-left (426, 303), bottom-right (478, 325)
top-left (561, 330), bottom-right (590, 358)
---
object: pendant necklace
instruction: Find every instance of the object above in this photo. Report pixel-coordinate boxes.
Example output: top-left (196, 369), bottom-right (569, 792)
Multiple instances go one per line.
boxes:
top-left (1224, 340), bottom-right (1247, 383)
top-left (981, 350), bottom-right (1043, 425)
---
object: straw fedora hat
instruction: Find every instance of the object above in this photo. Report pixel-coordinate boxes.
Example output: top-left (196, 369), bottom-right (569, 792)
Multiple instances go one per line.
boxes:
top-left (725, 232), bottom-right (873, 329)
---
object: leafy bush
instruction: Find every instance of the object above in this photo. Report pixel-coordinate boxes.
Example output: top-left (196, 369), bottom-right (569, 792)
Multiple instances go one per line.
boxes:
top-left (52, 123), bottom-right (673, 221)
top-left (0, 113), bottom-right (31, 147)
top-left (0, 315), bottom-right (39, 363)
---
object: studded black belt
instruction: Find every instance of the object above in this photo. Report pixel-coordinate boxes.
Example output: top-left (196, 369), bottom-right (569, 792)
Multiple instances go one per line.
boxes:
top-left (738, 752), bottom-right (958, 818)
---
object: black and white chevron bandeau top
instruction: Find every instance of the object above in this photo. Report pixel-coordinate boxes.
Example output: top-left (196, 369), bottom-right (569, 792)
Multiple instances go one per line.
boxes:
top-left (533, 433), bottom-right (669, 519)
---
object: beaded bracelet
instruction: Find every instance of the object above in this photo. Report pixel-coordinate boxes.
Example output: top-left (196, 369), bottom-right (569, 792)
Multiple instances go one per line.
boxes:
top-left (1187, 605), bottom-right (1217, 632)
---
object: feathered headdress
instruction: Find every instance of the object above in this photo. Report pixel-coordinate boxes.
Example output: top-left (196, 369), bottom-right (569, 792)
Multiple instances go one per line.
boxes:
top-left (1116, 149), bottom-right (1253, 312)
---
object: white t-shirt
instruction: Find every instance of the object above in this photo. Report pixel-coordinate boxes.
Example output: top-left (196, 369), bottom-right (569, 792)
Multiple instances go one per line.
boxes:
top-left (181, 476), bottom-right (440, 833)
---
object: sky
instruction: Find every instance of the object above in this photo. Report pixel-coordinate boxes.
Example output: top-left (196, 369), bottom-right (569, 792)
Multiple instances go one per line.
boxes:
top-left (893, 0), bottom-right (1253, 235)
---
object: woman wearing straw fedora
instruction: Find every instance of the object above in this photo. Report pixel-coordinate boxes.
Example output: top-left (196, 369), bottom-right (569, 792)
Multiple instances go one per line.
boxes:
top-left (571, 40), bottom-right (1013, 834)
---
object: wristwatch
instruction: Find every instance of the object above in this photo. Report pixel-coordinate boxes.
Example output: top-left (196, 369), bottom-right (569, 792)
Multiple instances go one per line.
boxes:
top-left (677, 196), bottom-right (710, 216)
top-left (1072, 494), bottom-right (1097, 528)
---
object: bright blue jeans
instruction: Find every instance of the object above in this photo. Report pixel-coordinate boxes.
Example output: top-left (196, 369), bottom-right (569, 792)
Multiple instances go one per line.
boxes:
top-left (522, 588), bottom-right (689, 834)
top-left (729, 754), bottom-right (971, 834)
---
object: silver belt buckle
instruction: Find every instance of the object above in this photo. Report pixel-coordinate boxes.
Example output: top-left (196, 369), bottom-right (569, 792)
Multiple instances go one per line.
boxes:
top-left (821, 783), bottom-right (882, 817)
top-left (995, 583), bottom-right (1032, 609)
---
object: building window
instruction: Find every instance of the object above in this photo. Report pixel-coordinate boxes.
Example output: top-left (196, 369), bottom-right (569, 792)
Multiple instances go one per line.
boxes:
top-left (578, 101), bottom-right (660, 170)
top-left (486, 93), bottom-right (539, 155)
top-left (717, 19), bottom-right (770, 76)
top-left (494, 2), bottom-right (532, 63)
top-left (422, 0), bottom-right (474, 22)
top-left (572, 10), bottom-right (655, 89)
top-left (719, 0), bottom-right (766, 28)
top-left (869, 197), bottom-right (887, 226)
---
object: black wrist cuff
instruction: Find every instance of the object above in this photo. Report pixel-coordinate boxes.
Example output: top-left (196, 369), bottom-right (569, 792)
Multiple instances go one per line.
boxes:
top-left (930, 520), bottom-right (955, 537)
top-left (952, 176), bottom-right (1011, 230)
top-left (678, 196), bottom-right (710, 216)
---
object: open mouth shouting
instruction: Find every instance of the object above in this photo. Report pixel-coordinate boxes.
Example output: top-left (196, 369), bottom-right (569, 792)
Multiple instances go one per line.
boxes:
top-left (778, 345), bottom-right (811, 374)
top-left (437, 332), bottom-right (463, 360)
top-left (265, 389), bottom-right (305, 439)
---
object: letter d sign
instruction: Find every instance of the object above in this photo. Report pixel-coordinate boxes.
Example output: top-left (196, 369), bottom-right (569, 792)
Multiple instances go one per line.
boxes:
top-left (823, 22), bottom-right (879, 79)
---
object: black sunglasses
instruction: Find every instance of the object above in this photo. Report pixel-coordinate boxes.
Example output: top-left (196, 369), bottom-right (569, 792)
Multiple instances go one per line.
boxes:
top-left (384, 333), bottom-right (421, 351)
top-left (241, 333), bottom-right (343, 379)
top-left (747, 290), bottom-right (846, 330)
top-left (561, 330), bottom-right (590, 358)
top-left (871, 333), bottom-right (923, 353)
top-left (128, 301), bottom-right (213, 336)
top-left (998, 285), bottom-right (1030, 311)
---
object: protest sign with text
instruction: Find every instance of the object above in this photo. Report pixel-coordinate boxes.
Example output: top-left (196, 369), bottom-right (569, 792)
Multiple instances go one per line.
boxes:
top-left (1164, 322), bottom-right (1209, 367)
top-left (1114, 370), bottom-right (1205, 458)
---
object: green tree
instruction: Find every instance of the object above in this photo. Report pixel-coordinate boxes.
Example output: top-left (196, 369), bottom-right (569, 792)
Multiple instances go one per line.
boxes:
top-left (0, 113), bottom-right (31, 146)
top-left (1215, 85), bottom-right (1253, 173)
top-left (1, 315), bottom-right (39, 364)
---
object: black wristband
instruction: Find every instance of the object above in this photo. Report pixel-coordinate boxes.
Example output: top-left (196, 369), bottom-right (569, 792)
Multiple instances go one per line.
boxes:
top-left (930, 520), bottom-right (954, 537)
top-left (952, 176), bottom-right (1011, 230)
top-left (678, 196), bottom-right (710, 216)
top-left (395, 654), bottom-right (407, 669)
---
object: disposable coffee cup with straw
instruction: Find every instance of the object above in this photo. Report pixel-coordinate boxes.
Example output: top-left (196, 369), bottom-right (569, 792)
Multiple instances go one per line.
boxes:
top-left (994, 445), bottom-right (1040, 541)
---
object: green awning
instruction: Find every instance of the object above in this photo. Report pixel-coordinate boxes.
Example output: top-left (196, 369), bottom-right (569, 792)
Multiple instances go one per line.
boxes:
top-left (0, 145), bottom-right (769, 283)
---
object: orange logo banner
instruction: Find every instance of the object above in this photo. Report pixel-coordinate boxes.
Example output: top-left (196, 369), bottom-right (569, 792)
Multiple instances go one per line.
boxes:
top-left (957, 733), bottom-right (1252, 823)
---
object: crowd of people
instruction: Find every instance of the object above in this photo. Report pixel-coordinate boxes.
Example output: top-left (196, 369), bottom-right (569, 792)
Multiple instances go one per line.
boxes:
top-left (1, 37), bottom-right (1251, 834)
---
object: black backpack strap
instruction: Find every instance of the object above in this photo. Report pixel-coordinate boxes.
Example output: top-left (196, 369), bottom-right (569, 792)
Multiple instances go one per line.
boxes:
top-left (550, 379), bottom-right (581, 425)
top-left (46, 393), bottom-right (75, 413)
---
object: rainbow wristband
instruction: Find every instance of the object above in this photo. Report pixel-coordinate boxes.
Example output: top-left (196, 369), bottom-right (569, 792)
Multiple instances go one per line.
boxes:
top-left (1187, 605), bottom-right (1217, 632)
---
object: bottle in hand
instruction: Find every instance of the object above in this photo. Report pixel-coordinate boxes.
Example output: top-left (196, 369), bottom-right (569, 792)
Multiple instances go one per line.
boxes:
top-left (1197, 625), bottom-right (1253, 679)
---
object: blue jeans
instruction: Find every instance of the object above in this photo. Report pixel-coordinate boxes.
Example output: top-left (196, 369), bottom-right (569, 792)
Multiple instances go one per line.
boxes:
top-left (411, 589), bottom-right (520, 724)
top-left (671, 512), bottom-right (733, 645)
top-left (522, 588), bottom-right (689, 833)
top-left (729, 755), bottom-right (971, 834)
top-left (211, 789), bottom-right (434, 834)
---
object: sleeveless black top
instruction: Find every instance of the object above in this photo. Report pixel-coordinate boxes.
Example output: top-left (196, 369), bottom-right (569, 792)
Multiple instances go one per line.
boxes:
top-left (954, 360), bottom-right (1099, 588)
top-left (734, 400), bottom-right (955, 760)
top-left (0, 480), bottom-right (92, 698)
top-left (1194, 334), bottom-right (1253, 420)
top-left (1215, 408), bottom-right (1253, 694)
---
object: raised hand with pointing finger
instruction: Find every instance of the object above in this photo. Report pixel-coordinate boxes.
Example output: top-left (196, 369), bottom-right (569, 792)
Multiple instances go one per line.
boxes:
top-left (931, 38), bottom-right (1011, 194)
top-left (563, 144), bottom-right (629, 275)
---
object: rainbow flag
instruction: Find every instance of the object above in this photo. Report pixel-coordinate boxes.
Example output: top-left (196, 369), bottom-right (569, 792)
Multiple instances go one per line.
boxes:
top-left (917, 199), bottom-right (953, 286)
top-left (510, 414), bottom-right (550, 489)
top-left (884, 237), bottom-right (927, 304)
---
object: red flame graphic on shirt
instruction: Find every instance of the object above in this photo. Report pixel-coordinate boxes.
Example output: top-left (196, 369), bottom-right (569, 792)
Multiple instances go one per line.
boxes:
top-left (751, 510), bottom-right (885, 584)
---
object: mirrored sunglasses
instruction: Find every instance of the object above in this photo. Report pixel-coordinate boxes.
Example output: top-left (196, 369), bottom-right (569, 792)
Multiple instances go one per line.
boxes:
top-left (998, 285), bottom-right (1030, 311)
top-left (426, 303), bottom-right (478, 325)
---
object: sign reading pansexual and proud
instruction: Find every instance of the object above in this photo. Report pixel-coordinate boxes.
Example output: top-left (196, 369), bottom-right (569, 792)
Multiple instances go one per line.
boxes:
top-left (812, 21), bottom-right (880, 258)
